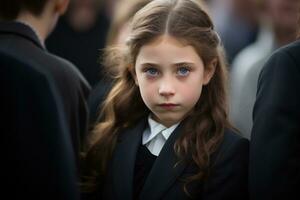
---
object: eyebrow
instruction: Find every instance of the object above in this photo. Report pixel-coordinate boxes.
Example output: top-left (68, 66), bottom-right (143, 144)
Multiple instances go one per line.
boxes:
top-left (139, 62), bottom-right (160, 67)
top-left (173, 62), bottom-right (195, 67)
top-left (139, 62), bottom-right (195, 67)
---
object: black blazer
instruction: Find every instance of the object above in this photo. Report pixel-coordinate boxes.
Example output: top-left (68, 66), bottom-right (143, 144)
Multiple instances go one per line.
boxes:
top-left (250, 40), bottom-right (300, 199)
top-left (97, 119), bottom-right (249, 200)
top-left (1, 52), bottom-right (79, 199)
top-left (0, 21), bottom-right (91, 158)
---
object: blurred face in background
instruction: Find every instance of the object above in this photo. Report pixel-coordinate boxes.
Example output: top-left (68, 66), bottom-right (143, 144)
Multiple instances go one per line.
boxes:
top-left (66, 0), bottom-right (103, 31)
top-left (231, 0), bottom-right (259, 25)
top-left (69, 0), bottom-right (101, 13)
top-left (266, 0), bottom-right (299, 32)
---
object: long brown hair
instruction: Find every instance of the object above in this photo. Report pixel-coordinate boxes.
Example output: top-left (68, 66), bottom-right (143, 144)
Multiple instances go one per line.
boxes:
top-left (105, 0), bottom-right (153, 46)
top-left (82, 0), bottom-right (231, 194)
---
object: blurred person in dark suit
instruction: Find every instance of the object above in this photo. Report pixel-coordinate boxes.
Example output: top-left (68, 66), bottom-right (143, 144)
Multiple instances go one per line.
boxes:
top-left (229, 0), bottom-right (299, 138)
top-left (0, 0), bottom-right (91, 165)
top-left (249, 7), bottom-right (300, 199)
top-left (0, 0), bottom-right (90, 199)
top-left (46, 0), bottom-right (110, 87)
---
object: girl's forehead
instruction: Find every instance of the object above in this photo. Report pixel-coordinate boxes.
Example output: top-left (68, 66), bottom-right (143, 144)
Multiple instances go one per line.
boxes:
top-left (144, 35), bottom-right (188, 48)
top-left (135, 35), bottom-right (203, 66)
top-left (142, 35), bottom-right (196, 52)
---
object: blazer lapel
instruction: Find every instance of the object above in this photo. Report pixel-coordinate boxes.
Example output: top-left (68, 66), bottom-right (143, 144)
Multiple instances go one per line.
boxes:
top-left (111, 119), bottom-right (147, 200)
top-left (139, 123), bottom-right (190, 200)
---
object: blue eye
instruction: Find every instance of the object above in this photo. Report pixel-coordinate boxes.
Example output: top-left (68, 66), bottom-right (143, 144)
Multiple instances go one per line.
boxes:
top-left (145, 68), bottom-right (159, 76)
top-left (177, 67), bottom-right (190, 76)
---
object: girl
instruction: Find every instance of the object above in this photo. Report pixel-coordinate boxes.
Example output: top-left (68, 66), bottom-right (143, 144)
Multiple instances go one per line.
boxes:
top-left (82, 0), bottom-right (249, 199)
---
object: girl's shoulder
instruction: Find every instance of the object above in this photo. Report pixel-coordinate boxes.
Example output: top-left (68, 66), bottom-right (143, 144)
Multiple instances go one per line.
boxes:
top-left (211, 129), bottom-right (249, 163)
top-left (223, 128), bottom-right (249, 145)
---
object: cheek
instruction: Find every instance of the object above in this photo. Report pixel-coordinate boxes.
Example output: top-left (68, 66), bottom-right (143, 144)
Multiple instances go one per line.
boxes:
top-left (179, 79), bottom-right (203, 105)
top-left (181, 86), bottom-right (202, 104)
top-left (137, 80), bottom-right (157, 103)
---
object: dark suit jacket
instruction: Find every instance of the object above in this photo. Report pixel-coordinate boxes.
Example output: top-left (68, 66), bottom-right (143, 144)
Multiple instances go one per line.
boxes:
top-left (250, 40), bottom-right (300, 200)
top-left (0, 21), bottom-right (91, 158)
top-left (1, 52), bottom-right (79, 199)
top-left (96, 119), bottom-right (249, 200)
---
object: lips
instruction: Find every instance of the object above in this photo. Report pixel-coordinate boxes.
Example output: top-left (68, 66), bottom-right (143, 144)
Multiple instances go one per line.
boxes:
top-left (159, 103), bottom-right (179, 109)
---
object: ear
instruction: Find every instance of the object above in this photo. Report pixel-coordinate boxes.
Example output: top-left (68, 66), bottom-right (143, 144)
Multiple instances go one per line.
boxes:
top-left (54, 0), bottom-right (70, 15)
top-left (203, 59), bottom-right (217, 85)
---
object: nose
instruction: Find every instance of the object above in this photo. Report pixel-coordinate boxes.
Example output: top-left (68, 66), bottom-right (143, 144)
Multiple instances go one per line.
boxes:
top-left (158, 78), bottom-right (175, 98)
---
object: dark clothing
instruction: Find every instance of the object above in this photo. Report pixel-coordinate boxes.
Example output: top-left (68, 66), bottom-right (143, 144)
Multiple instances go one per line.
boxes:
top-left (250, 40), bottom-right (300, 200)
top-left (87, 78), bottom-right (112, 128)
top-left (1, 50), bottom-right (79, 199)
top-left (97, 119), bottom-right (249, 200)
top-left (133, 145), bottom-right (157, 200)
top-left (0, 21), bottom-right (91, 160)
top-left (46, 14), bottom-right (110, 87)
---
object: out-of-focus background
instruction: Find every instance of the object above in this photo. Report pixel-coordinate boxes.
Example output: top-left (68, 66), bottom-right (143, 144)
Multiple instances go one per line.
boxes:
top-left (46, 0), bottom-right (300, 139)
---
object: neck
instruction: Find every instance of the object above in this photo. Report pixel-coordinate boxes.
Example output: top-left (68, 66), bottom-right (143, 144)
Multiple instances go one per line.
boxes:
top-left (16, 10), bottom-right (58, 45)
top-left (17, 14), bottom-right (47, 44)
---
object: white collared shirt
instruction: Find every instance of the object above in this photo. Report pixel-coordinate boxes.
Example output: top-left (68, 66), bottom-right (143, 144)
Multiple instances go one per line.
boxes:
top-left (142, 116), bottom-right (180, 156)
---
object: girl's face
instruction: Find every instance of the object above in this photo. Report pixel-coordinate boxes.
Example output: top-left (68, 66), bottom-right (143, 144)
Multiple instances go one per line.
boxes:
top-left (134, 35), bottom-right (215, 127)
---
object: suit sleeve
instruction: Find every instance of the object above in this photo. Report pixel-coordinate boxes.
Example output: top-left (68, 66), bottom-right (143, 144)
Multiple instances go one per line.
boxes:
top-left (249, 50), bottom-right (300, 199)
top-left (1, 58), bottom-right (80, 200)
top-left (203, 137), bottom-right (249, 200)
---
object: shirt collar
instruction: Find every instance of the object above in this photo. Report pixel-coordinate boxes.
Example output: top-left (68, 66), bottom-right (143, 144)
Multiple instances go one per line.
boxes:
top-left (142, 115), bottom-right (180, 145)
